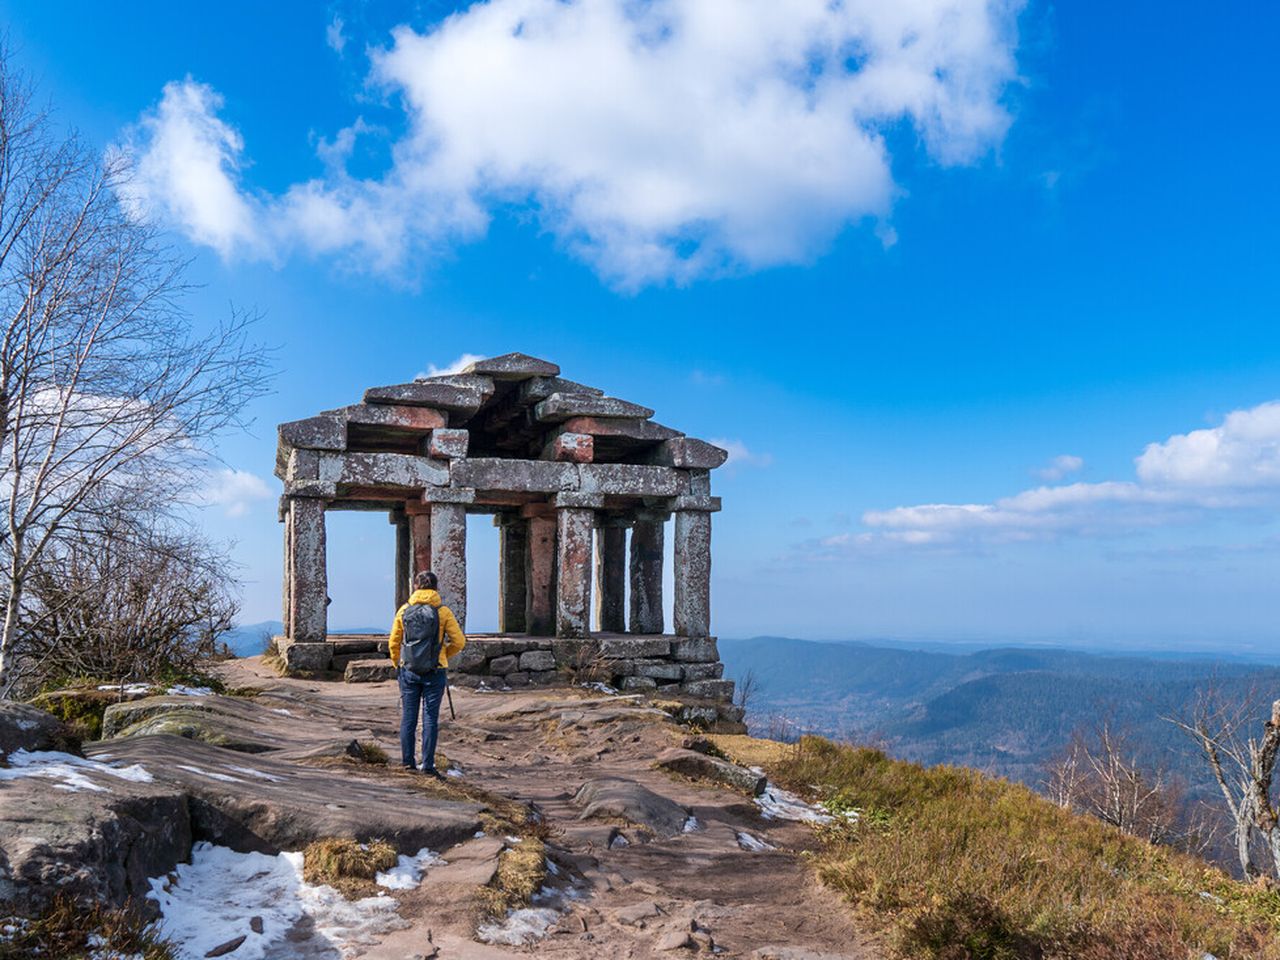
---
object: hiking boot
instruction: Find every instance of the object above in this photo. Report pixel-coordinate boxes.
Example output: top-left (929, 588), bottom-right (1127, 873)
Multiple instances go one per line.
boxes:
top-left (421, 768), bottom-right (447, 781)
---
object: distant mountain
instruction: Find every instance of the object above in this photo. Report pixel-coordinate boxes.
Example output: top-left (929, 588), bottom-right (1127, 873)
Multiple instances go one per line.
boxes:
top-left (220, 621), bottom-right (282, 658)
top-left (718, 636), bottom-right (1280, 788)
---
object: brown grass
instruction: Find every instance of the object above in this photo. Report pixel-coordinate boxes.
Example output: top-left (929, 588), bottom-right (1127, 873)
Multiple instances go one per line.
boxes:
top-left (479, 837), bottom-right (548, 918)
top-left (0, 895), bottom-right (175, 959)
top-left (733, 734), bottom-right (1280, 960)
top-left (302, 838), bottom-right (398, 898)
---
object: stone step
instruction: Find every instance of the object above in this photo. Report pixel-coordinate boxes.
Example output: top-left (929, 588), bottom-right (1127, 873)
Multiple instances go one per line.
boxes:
top-left (344, 660), bottom-right (397, 683)
top-left (331, 637), bottom-right (385, 655)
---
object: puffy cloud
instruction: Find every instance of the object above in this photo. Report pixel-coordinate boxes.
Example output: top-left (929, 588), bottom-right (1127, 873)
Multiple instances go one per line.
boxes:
top-left (117, 0), bottom-right (1024, 287)
top-left (201, 469), bottom-right (272, 518)
top-left (711, 438), bottom-right (773, 470)
top-left (420, 353), bottom-right (486, 378)
top-left (1035, 453), bottom-right (1083, 481)
top-left (858, 399), bottom-right (1280, 547)
top-left (327, 16), bottom-right (347, 54)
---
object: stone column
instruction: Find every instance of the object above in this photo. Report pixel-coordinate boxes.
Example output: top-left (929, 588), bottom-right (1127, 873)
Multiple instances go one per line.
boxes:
top-left (409, 509), bottom-right (432, 581)
top-left (281, 502), bottom-right (294, 635)
top-left (288, 497), bottom-right (328, 643)
top-left (496, 513), bottom-right (528, 633)
top-left (430, 501), bottom-right (468, 630)
top-left (594, 518), bottom-right (627, 634)
top-left (555, 493), bottom-right (600, 639)
top-left (523, 506), bottom-right (557, 636)
top-left (393, 509), bottom-right (410, 610)
top-left (673, 506), bottom-right (713, 638)
top-left (629, 511), bottom-right (666, 635)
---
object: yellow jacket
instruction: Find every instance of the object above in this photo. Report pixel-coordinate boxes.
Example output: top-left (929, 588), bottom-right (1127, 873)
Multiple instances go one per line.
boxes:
top-left (388, 589), bottom-right (467, 668)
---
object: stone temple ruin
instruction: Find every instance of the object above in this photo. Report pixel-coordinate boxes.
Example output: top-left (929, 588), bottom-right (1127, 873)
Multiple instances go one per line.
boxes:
top-left (274, 353), bottom-right (737, 719)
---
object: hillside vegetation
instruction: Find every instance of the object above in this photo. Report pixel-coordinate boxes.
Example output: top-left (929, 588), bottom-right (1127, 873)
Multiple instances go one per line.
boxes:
top-left (714, 733), bottom-right (1280, 960)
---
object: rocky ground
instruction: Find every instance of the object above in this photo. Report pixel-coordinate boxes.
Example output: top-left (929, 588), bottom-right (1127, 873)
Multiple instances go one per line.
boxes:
top-left (0, 657), bottom-right (877, 960)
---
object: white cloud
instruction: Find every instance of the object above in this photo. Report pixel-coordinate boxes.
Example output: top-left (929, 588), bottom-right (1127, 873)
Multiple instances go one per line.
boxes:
top-left (326, 16), bottom-right (347, 54)
top-left (117, 0), bottom-right (1024, 288)
top-left (711, 438), bottom-right (773, 470)
top-left (857, 400), bottom-right (1280, 547)
top-left (202, 469), bottom-right (272, 518)
top-left (418, 353), bottom-right (486, 379)
top-left (1034, 453), bottom-right (1083, 481)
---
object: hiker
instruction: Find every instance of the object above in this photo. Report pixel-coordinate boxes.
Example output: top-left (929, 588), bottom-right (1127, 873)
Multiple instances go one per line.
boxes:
top-left (388, 571), bottom-right (467, 777)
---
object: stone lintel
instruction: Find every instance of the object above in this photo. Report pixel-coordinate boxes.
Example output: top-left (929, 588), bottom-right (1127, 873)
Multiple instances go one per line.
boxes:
top-left (645, 438), bottom-right (729, 470)
top-left (519, 502), bottom-right (558, 520)
top-left (287, 448), bottom-right (320, 482)
top-left (284, 481), bottom-right (339, 499)
top-left (422, 486), bottom-right (477, 505)
top-left (404, 500), bottom-right (432, 516)
top-left (414, 373), bottom-right (496, 402)
top-left (543, 432), bottom-right (594, 463)
top-left (464, 352), bottom-right (561, 380)
top-left (534, 393), bottom-right (655, 423)
top-left (668, 495), bottom-right (722, 513)
top-left (518, 377), bottom-right (604, 404)
top-left (555, 491), bottom-right (605, 509)
top-left (318, 451), bottom-right (450, 489)
top-left (279, 416), bottom-right (346, 452)
top-left (363, 381), bottom-right (483, 414)
top-left (452, 458), bottom-right (577, 493)
top-left (579, 463), bottom-right (686, 498)
top-left (339, 403), bottom-right (447, 431)
top-left (560, 416), bottom-right (682, 442)
top-left (428, 428), bottom-right (470, 459)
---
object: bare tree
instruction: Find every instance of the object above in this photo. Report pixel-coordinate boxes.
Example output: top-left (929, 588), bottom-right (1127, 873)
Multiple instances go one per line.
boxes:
top-left (1168, 688), bottom-right (1280, 880)
top-left (734, 667), bottom-right (760, 714)
top-left (0, 55), bottom-right (269, 693)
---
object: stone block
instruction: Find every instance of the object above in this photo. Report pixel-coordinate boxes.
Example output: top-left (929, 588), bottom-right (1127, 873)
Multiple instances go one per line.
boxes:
top-left (600, 637), bottom-right (671, 659)
top-left (282, 640), bottom-right (333, 673)
top-left (286, 448), bottom-right (320, 481)
top-left (505, 672), bottom-right (530, 687)
top-left (340, 403), bottom-right (446, 431)
top-left (578, 463), bottom-right (686, 497)
top-left (534, 393), bottom-right (655, 423)
top-left (680, 662), bottom-right (724, 681)
top-left (449, 644), bottom-right (487, 672)
top-left (318, 451), bottom-right (449, 489)
top-left (551, 639), bottom-right (598, 668)
top-left (528, 669), bottom-right (560, 686)
top-left (463, 353), bottom-right (560, 379)
top-left (279, 416), bottom-right (346, 452)
top-left (518, 377), bottom-right (604, 404)
top-left (344, 660), bottom-right (397, 683)
top-left (621, 676), bottom-right (657, 691)
top-left (364, 381), bottom-right (483, 414)
top-left (546, 432), bottom-right (594, 463)
top-left (646, 438), bottom-right (729, 470)
top-left (451, 458), bottom-right (577, 493)
top-left (554, 491), bottom-right (605, 509)
top-left (424, 486), bottom-right (476, 504)
top-left (419, 374), bottom-right (496, 401)
top-left (682, 679), bottom-right (735, 701)
top-left (519, 649), bottom-right (556, 672)
top-left (676, 704), bottom-right (719, 727)
top-left (632, 660), bottom-right (684, 681)
top-left (670, 495), bottom-right (722, 513)
top-left (603, 659), bottom-right (635, 678)
top-left (671, 637), bottom-right (718, 663)
top-left (428, 428), bottom-right (469, 459)
top-left (562, 416), bottom-right (682, 442)
top-left (489, 654), bottom-right (518, 675)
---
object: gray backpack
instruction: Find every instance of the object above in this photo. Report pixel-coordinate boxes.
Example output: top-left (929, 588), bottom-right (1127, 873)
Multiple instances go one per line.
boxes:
top-left (401, 603), bottom-right (443, 673)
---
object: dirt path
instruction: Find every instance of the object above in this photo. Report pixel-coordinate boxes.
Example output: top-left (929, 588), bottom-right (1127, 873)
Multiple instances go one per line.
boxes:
top-left (217, 657), bottom-right (879, 960)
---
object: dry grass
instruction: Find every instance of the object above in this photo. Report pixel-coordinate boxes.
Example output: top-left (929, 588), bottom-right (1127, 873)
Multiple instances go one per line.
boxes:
top-left (302, 838), bottom-right (398, 898)
top-left (479, 837), bottom-right (548, 918)
top-left (742, 734), bottom-right (1280, 960)
top-left (0, 895), bottom-right (175, 959)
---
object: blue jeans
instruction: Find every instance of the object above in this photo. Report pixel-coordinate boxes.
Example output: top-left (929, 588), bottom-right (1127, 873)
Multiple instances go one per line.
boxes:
top-left (398, 667), bottom-right (447, 771)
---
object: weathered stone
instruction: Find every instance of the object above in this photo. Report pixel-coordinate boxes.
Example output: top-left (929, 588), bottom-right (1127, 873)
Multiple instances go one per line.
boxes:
top-left (594, 523), bottom-right (626, 633)
top-left (621, 676), bottom-right (657, 691)
top-left (427, 428), bottom-right (469, 459)
top-left (682, 679), bottom-right (735, 701)
top-left (556, 506), bottom-right (594, 639)
top-left (410, 512), bottom-right (432, 581)
top-left (452, 458), bottom-right (577, 493)
top-left (423, 485), bottom-right (476, 504)
top-left (497, 517), bottom-right (528, 634)
top-left (671, 637), bottom-right (718, 663)
top-left (646, 438), bottom-right (729, 469)
top-left (687, 469), bottom-right (711, 496)
top-left (545, 432), bottom-right (594, 463)
top-left (604, 659), bottom-right (635, 678)
top-left (525, 515), bottom-right (556, 636)
top-left (669, 495), bottom-right (722, 513)
top-left (528, 670), bottom-right (560, 686)
top-left (676, 704), bottom-right (719, 727)
top-left (430, 502), bottom-right (467, 629)
top-left (551, 639), bottom-right (596, 668)
top-left (448, 644), bottom-right (487, 672)
top-left (629, 516), bottom-right (665, 635)
top-left (489, 655), bottom-right (518, 675)
top-left (205, 935), bottom-right (249, 957)
top-left (573, 777), bottom-right (689, 838)
top-left (318, 452), bottom-right (449, 489)
top-left (601, 637), bottom-right (671, 659)
top-left (279, 416), bottom-right (345, 451)
top-left (345, 660), bottom-right (397, 683)
top-left (417, 374), bottom-right (496, 402)
top-left (286, 496), bottom-right (328, 644)
top-left (364, 381), bottom-right (484, 414)
top-left (341, 403), bottom-right (447, 431)
top-left (518, 377), bottom-right (605, 404)
top-left (578, 464), bottom-right (686, 497)
top-left (394, 512), bottom-right (410, 610)
top-left (281, 639), bottom-right (333, 672)
top-left (519, 650), bottom-right (556, 672)
top-left (0, 703), bottom-right (74, 760)
top-left (463, 352), bottom-right (560, 380)
top-left (658, 930), bottom-right (695, 951)
top-left (680, 662), bottom-right (724, 681)
top-left (561, 416), bottom-right (682, 442)
top-left (674, 510), bottom-right (711, 638)
top-left (535, 393), bottom-right (655, 423)
top-left (504, 672), bottom-right (530, 687)
top-left (632, 660), bottom-right (683, 681)
top-left (655, 747), bottom-right (766, 796)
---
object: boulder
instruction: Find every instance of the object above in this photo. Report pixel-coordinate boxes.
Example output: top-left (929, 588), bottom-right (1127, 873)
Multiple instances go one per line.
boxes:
top-left (518, 650), bottom-right (556, 672)
top-left (85, 736), bottom-right (484, 855)
top-left (573, 777), bottom-right (690, 839)
top-left (621, 676), bottom-right (657, 692)
top-left (449, 644), bottom-right (488, 672)
top-left (655, 748), bottom-right (767, 796)
top-left (0, 702), bottom-right (74, 760)
top-left (102, 696), bottom-right (280, 753)
top-left (344, 660), bottom-right (396, 683)
top-left (633, 660), bottom-right (683, 681)
top-left (489, 655), bottom-right (518, 675)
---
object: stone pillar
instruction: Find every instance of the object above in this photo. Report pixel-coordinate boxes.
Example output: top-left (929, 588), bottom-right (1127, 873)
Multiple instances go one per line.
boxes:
top-left (673, 508), bottom-right (712, 637)
top-left (288, 497), bottom-right (328, 643)
top-left (595, 519), bottom-right (627, 634)
top-left (393, 510), bottom-right (410, 610)
top-left (524, 507), bottom-right (557, 636)
top-left (281, 502), bottom-right (294, 635)
top-left (430, 502), bottom-right (468, 629)
top-left (496, 514), bottom-right (528, 633)
top-left (629, 511), bottom-right (666, 635)
top-left (409, 509), bottom-right (432, 581)
top-left (555, 495), bottom-right (598, 639)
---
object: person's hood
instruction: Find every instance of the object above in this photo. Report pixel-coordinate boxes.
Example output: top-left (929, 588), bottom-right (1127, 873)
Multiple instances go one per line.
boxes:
top-left (408, 589), bottom-right (442, 607)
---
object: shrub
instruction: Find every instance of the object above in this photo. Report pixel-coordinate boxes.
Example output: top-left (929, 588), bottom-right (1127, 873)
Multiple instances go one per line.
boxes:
top-left (0, 895), bottom-right (175, 959)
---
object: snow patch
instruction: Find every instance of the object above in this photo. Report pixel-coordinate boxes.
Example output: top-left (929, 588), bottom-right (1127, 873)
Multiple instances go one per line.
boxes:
top-left (609, 833), bottom-right (630, 849)
top-left (96, 683), bottom-right (153, 696)
top-left (736, 831), bottom-right (775, 852)
top-left (753, 777), bottom-right (835, 824)
top-left (476, 907), bottom-right (559, 945)
top-left (682, 816), bottom-right (701, 833)
top-left (375, 848), bottom-right (444, 890)
top-left (226, 765), bottom-right (284, 783)
top-left (176, 764), bottom-right (243, 784)
top-left (579, 681), bottom-right (618, 696)
top-left (148, 842), bottom-right (407, 960)
top-left (0, 750), bottom-right (152, 793)
top-left (166, 684), bottom-right (213, 697)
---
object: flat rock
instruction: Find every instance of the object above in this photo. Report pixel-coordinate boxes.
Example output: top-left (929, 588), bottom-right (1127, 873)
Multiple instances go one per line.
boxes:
top-left (463, 353), bottom-right (560, 380)
top-left (534, 393), bottom-right (655, 423)
top-left (85, 735), bottom-right (484, 855)
top-left (102, 695), bottom-right (282, 753)
top-left (0, 702), bottom-right (73, 759)
top-left (655, 748), bottom-right (767, 796)
top-left (573, 777), bottom-right (690, 839)
top-left (614, 900), bottom-right (663, 926)
top-left (345, 660), bottom-right (397, 683)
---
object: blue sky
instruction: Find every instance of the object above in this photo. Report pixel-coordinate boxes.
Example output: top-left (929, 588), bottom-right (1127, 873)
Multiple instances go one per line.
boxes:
top-left (5, 1), bottom-right (1278, 652)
